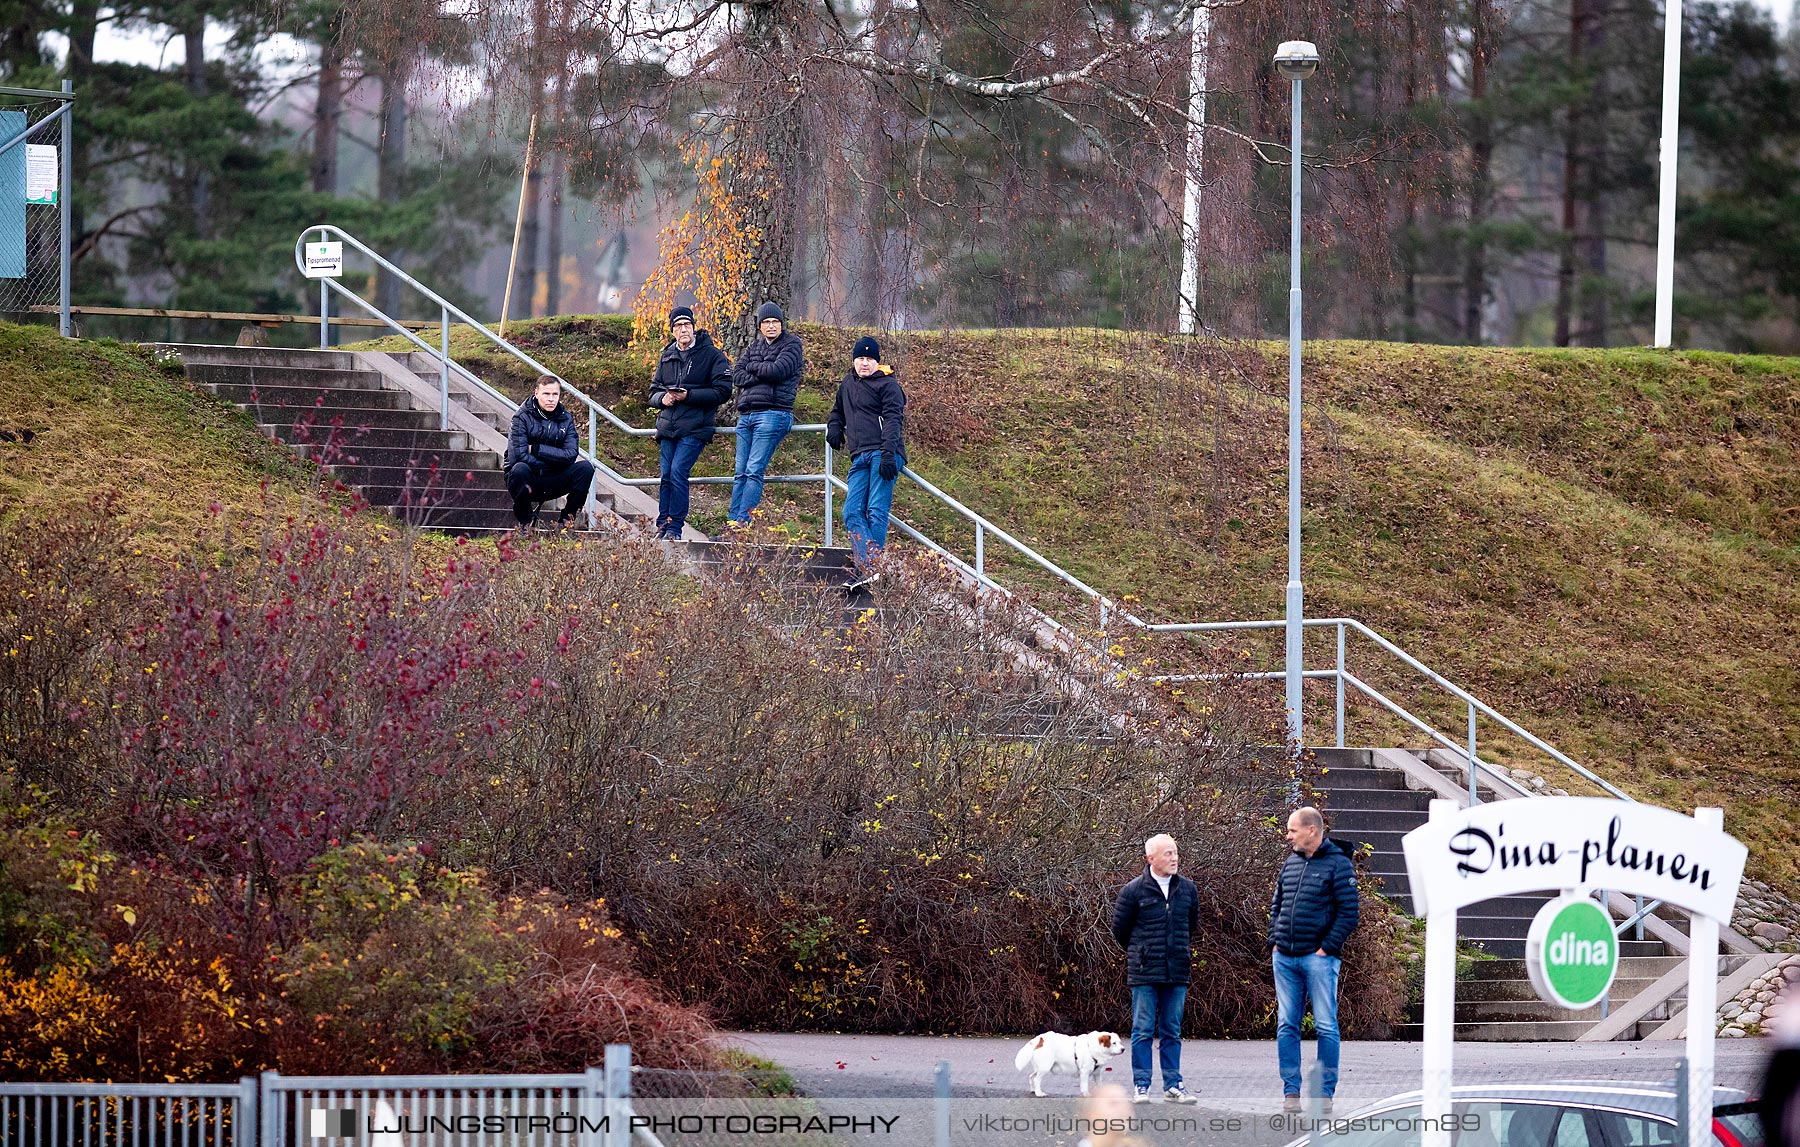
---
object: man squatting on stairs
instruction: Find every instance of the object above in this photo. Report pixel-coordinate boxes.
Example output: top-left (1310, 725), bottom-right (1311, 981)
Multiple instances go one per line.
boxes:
top-left (506, 375), bottom-right (596, 529)
top-left (725, 302), bottom-right (803, 528)
top-left (648, 306), bottom-right (731, 540)
top-left (1268, 806), bottom-right (1360, 1111)
top-left (825, 335), bottom-right (905, 585)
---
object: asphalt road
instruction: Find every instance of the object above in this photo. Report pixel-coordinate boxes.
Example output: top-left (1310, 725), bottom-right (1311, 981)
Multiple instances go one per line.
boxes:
top-left (727, 1032), bottom-right (1777, 1101)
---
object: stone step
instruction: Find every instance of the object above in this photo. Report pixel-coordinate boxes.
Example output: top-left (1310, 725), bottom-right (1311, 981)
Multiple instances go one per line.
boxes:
top-left (272, 424), bottom-right (474, 453)
top-left (1457, 937), bottom-right (1669, 960)
top-left (684, 540), bottom-right (860, 581)
top-left (251, 404), bottom-right (442, 430)
top-left (153, 343), bottom-right (363, 370)
top-left (1389, 1019), bottom-right (1597, 1042)
top-left (1322, 807), bottom-right (1431, 834)
top-left (188, 363), bottom-right (390, 390)
top-left (1446, 995), bottom-right (1678, 1024)
top-left (1456, 973), bottom-right (1668, 1005)
top-left (289, 443), bottom-right (499, 472)
top-left (1468, 955), bottom-right (1688, 981)
top-left (1315, 787), bottom-right (1435, 813)
top-left (204, 381), bottom-right (412, 409)
top-left (1305, 747), bottom-right (1376, 769)
top-left (1308, 766), bottom-right (1414, 792)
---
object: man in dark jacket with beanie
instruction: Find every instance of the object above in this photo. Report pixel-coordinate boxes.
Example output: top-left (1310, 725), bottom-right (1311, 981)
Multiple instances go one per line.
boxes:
top-left (506, 375), bottom-right (594, 529)
top-left (825, 335), bottom-right (905, 584)
top-left (1111, 834), bottom-right (1201, 1106)
top-left (725, 301), bottom-right (802, 527)
top-left (649, 306), bottom-right (732, 540)
top-left (1268, 806), bottom-right (1360, 1110)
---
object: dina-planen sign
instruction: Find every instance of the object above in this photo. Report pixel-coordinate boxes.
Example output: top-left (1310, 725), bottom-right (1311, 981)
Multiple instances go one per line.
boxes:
top-left (1400, 797), bottom-right (1745, 920)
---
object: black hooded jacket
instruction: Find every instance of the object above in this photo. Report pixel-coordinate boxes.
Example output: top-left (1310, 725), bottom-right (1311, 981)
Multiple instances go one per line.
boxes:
top-left (1267, 837), bottom-right (1361, 957)
top-left (826, 364), bottom-right (906, 461)
top-left (1111, 868), bottom-right (1201, 986)
top-left (506, 399), bottom-right (580, 472)
top-left (648, 331), bottom-right (733, 441)
top-left (731, 330), bottom-right (803, 414)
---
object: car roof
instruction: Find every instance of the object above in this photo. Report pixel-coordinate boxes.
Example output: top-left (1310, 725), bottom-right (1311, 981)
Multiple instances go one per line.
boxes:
top-left (1339, 1082), bottom-right (1751, 1122)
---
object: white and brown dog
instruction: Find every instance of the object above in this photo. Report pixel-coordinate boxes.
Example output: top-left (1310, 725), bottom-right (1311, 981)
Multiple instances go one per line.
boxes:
top-left (1013, 1030), bottom-right (1127, 1097)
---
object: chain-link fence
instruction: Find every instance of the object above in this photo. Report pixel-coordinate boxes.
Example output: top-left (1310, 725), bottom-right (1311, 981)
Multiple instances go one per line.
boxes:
top-left (0, 83), bottom-right (70, 332)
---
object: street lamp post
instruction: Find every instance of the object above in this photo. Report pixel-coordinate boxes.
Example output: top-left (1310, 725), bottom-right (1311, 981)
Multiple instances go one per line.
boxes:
top-left (1275, 40), bottom-right (1319, 752)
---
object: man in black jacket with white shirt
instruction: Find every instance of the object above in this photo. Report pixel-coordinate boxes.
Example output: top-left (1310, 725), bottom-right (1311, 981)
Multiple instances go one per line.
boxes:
top-left (1111, 833), bottom-right (1200, 1106)
top-left (1268, 806), bottom-right (1360, 1111)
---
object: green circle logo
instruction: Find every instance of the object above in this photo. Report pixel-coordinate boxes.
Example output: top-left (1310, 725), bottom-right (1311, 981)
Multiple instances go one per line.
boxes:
top-left (1526, 896), bottom-right (1618, 1010)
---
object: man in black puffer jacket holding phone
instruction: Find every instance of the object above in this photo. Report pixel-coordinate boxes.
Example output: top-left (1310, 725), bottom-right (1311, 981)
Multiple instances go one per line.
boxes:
top-left (1112, 833), bottom-right (1201, 1106)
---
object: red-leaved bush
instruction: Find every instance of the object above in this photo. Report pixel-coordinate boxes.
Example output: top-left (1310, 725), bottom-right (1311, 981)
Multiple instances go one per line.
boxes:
top-left (0, 498), bottom-right (1405, 1079)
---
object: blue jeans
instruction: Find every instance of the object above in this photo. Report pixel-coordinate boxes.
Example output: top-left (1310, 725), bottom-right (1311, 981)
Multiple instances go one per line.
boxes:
top-left (842, 451), bottom-right (898, 564)
top-left (728, 410), bottom-right (793, 523)
top-left (1130, 984), bottom-right (1186, 1091)
top-left (1273, 951), bottom-right (1341, 1098)
top-left (657, 435), bottom-right (708, 538)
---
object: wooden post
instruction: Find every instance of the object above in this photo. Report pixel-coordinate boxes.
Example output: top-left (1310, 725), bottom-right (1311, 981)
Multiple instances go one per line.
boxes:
top-left (499, 111), bottom-right (539, 338)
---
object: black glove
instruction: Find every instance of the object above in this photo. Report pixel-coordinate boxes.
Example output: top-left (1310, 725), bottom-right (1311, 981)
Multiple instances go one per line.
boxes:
top-left (879, 453), bottom-right (897, 481)
top-left (826, 430), bottom-right (844, 451)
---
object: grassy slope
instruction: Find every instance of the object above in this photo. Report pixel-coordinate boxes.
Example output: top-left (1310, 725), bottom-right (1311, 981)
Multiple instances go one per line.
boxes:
top-left (0, 323), bottom-right (352, 549)
top-left (6, 317), bottom-right (1793, 889)
top-left (358, 317), bottom-right (1799, 889)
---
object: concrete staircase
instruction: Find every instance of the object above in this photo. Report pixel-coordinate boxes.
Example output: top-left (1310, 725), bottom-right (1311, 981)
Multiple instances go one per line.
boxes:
top-left (1309, 746), bottom-right (1696, 1040)
top-left (158, 343), bottom-right (654, 535)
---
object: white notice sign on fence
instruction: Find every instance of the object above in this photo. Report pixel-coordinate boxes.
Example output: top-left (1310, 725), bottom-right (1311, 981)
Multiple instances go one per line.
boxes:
top-left (25, 144), bottom-right (56, 206)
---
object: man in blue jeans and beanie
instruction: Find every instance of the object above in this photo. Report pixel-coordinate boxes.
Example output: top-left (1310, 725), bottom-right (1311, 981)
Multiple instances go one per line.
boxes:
top-left (825, 335), bottom-right (905, 589)
top-left (648, 306), bottom-right (731, 540)
top-left (725, 301), bottom-right (802, 529)
top-left (1268, 806), bottom-right (1360, 1113)
top-left (1111, 834), bottom-right (1200, 1106)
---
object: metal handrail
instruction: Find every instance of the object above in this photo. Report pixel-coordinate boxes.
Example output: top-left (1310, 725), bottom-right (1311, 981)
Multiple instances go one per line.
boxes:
top-left (292, 225), bottom-right (1636, 814)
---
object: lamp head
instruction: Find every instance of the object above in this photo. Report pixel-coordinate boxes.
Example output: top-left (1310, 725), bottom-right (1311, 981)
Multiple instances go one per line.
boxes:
top-left (1273, 40), bottom-right (1320, 80)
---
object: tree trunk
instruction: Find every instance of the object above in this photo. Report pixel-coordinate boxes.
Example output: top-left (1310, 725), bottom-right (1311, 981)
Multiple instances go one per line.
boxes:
top-left (1464, 0), bottom-right (1493, 344)
top-left (544, 155), bottom-right (565, 319)
top-left (1576, 0), bottom-right (1609, 346)
top-left (1554, 0), bottom-right (1586, 347)
top-left (375, 53), bottom-right (411, 318)
top-left (66, 0), bottom-right (100, 260)
top-left (311, 11), bottom-right (344, 195)
top-left (185, 14), bottom-right (211, 240)
top-left (726, 3), bottom-right (806, 353)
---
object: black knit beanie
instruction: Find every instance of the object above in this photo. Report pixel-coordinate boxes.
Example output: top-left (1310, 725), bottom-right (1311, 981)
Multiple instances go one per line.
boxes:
top-left (852, 336), bottom-right (881, 361)
top-left (755, 302), bottom-right (786, 324)
top-left (668, 305), bottom-right (694, 330)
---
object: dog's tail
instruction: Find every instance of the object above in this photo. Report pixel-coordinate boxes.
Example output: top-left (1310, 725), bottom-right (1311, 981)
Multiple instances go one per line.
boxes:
top-left (1014, 1037), bottom-right (1041, 1072)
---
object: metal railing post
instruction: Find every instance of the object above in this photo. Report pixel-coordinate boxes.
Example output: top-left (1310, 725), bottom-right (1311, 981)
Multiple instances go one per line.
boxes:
top-left (237, 1077), bottom-right (257, 1147)
top-left (1673, 1058), bottom-right (1690, 1147)
top-left (603, 1044), bottom-right (630, 1147)
top-left (974, 521), bottom-right (984, 581)
top-left (319, 228), bottom-right (330, 349)
top-left (823, 440), bottom-right (834, 547)
top-left (1335, 622), bottom-right (1346, 748)
top-left (934, 1060), bottom-right (950, 1147)
top-left (260, 1070), bottom-right (279, 1147)
top-left (58, 80), bottom-right (71, 339)
top-left (1636, 894), bottom-right (1646, 941)
top-left (1467, 700), bottom-right (1479, 806)
top-left (583, 1067), bottom-right (606, 1147)
top-left (439, 307), bottom-right (451, 431)
top-left (1099, 598), bottom-right (1109, 632)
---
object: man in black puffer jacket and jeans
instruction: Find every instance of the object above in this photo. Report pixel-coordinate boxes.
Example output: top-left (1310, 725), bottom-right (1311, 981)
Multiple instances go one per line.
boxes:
top-left (1112, 834), bottom-right (1201, 1106)
top-left (725, 302), bottom-right (803, 528)
top-left (648, 306), bottom-right (732, 540)
top-left (1268, 806), bottom-right (1360, 1111)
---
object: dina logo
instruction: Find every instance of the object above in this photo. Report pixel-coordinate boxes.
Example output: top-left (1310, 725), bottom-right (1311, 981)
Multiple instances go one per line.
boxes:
top-left (309, 1108), bottom-right (358, 1138)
